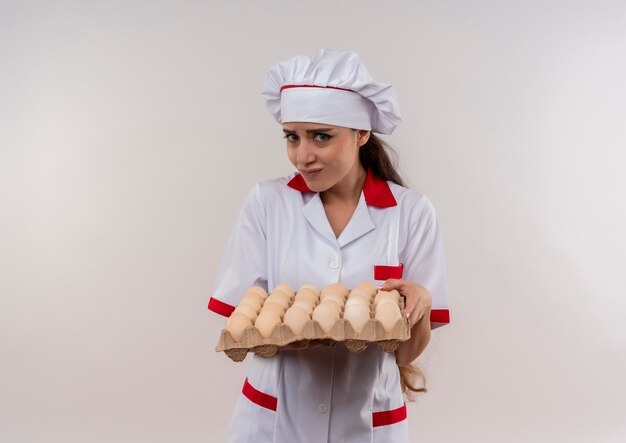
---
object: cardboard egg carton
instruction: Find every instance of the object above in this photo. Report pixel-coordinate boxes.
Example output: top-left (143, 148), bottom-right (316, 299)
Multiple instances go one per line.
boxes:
top-left (215, 285), bottom-right (411, 362)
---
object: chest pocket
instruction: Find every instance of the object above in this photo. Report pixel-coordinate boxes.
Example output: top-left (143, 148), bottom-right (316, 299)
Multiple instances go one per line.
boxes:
top-left (373, 263), bottom-right (404, 280)
top-left (373, 205), bottom-right (403, 281)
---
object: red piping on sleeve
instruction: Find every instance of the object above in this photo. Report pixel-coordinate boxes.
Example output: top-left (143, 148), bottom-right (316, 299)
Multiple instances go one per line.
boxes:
top-left (372, 403), bottom-right (407, 427)
top-left (430, 309), bottom-right (450, 325)
top-left (207, 297), bottom-right (235, 317)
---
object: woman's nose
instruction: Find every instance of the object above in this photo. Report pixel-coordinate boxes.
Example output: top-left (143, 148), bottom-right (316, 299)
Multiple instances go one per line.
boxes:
top-left (296, 141), bottom-right (316, 166)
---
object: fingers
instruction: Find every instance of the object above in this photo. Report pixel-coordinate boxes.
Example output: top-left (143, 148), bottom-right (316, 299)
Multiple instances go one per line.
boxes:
top-left (380, 278), bottom-right (411, 317)
top-left (378, 280), bottom-right (432, 327)
top-left (378, 278), bottom-right (406, 291)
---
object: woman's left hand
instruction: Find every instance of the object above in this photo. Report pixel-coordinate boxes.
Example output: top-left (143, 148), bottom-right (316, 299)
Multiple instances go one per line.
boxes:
top-left (378, 279), bottom-right (432, 328)
top-left (381, 279), bottom-right (433, 365)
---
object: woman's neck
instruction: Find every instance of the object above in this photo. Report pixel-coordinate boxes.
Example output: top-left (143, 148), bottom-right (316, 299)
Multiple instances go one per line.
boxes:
top-left (320, 163), bottom-right (367, 206)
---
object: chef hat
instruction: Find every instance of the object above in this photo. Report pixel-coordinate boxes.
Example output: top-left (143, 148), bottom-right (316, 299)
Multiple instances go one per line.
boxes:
top-left (262, 49), bottom-right (401, 134)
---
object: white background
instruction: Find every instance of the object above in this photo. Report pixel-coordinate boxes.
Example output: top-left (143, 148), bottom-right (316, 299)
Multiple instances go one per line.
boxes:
top-left (1, 1), bottom-right (625, 442)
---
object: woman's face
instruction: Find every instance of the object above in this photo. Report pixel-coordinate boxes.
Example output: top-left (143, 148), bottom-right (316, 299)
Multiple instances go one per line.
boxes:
top-left (283, 122), bottom-right (370, 193)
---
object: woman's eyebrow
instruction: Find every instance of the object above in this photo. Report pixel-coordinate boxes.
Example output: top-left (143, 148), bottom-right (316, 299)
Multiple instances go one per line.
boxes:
top-left (305, 128), bottom-right (334, 133)
top-left (283, 127), bottom-right (334, 134)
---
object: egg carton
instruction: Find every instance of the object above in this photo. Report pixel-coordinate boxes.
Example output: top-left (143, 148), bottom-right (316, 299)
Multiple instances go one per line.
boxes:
top-left (216, 307), bottom-right (411, 362)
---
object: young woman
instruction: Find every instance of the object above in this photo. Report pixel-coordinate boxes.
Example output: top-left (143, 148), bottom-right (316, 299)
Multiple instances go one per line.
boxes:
top-left (208, 49), bottom-right (450, 443)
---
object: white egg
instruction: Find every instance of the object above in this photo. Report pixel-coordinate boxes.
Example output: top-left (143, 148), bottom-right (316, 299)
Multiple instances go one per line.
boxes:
top-left (356, 281), bottom-right (377, 297)
top-left (247, 285), bottom-right (268, 299)
top-left (254, 311), bottom-right (281, 338)
top-left (312, 302), bottom-right (340, 333)
top-left (343, 305), bottom-right (371, 334)
top-left (234, 302), bottom-right (258, 321)
top-left (283, 306), bottom-right (310, 335)
top-left (375, 303), bottom-right (402, 332)
top-left (321, 283), bottom-right (350, 298)
top-left (273, 283), bottom-right (295, 298)
top-left (225, 312), bottom-right (252, 342)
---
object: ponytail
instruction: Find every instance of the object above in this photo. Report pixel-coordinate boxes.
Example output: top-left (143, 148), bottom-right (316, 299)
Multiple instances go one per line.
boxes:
top-left (399, 364), bottom-right (427, 401)
top-left (358, 132), bottom-right (428, 400)
top-left (358, 134), bottom-right (406, 187)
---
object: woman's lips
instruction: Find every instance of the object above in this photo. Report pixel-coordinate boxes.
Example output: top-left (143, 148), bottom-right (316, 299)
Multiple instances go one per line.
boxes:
top-left (300, 169), bottom-right (322, 179)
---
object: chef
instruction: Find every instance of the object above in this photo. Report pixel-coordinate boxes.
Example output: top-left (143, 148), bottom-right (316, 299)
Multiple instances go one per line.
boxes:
top-left (208, 49), bottom-right (450, 443)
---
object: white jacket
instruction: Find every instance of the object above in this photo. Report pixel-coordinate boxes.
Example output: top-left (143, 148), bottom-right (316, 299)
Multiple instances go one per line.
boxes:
top-left (209, 169), bottom-right (450, 443)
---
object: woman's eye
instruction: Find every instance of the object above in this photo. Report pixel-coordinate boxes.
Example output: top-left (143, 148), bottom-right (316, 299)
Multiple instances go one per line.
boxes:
top-left (314, 133), bottom-right (331, 142)
top-left (284, 134), bottom-right (298, 142)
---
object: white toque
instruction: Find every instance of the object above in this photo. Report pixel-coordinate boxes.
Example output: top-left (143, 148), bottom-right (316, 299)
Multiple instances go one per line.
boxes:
top-left (262, 49), bottom-right (401, 134)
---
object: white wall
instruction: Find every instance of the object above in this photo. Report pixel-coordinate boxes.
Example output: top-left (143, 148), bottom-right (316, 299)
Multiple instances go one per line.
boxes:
top-left (1, 1), bottom-right (625, 441)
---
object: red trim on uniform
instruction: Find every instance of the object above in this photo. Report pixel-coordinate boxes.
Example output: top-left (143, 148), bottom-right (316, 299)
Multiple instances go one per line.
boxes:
top-left (207, 297), bottom-right (235, 317)
top-left (363, 168), bottom-right (397, 208)
top-left (280, 84), bottom-right (356, 93)
top-left (372, 403), bottom-right (407, 427)
top-left (430, 309), bottom-right (450, 324)
top-left (287, 169), bottom-right (397, 208)
top-left (242, 378), bottom-right (278, 411)
top-left (374, 264), bottom-right (404, 280)
top-left (287, 172), bottom-right (312, 192)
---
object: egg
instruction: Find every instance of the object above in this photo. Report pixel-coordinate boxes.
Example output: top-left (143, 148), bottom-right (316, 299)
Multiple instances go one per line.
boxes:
top-left (234, 302), bottom-right (258, 321)
top-left (291, 299), bottom-right (314, 314)
top-left (254, 311), bottom-right (281, 338)
top-left (312, 302), bottom-right (340, 333)
top-left (321, 293), bottom-right (345, 307)
top-left (299, 284), bottom-right (320, 294)
top-left (283, 306), bottom-right (310, 335)
top-left (375, 297), bottom-right (398, 309)
top-left (375, 303), bottom-right (402, 332)
top-left (260, 301), bottom-right (285, 318)
top-left (240, 294), bottom-right (262, 311)
top-left (295, 288), bottom-right (319, 304)
top-left (348, 288), bottom-right (372, 303)
top-left (321, 282), bottom-right (349, 298)
top-left (273, 283), bottom-right (295, 298)
top-left (266, 291), bottom-right (291, 310)
top-left (356, 281), bottom-right (377, 297)
top-left (343, 305), bottom-right (371, 333)
top-left (320, 299), bottom-right (342, 315)
top-left (345, 297), bottom-right (369, 311)
top-left (247, 285), bottom-right (268, 299)
top-left (225, 312), bottom-right (252, 342)
top-left (374, 290), bottom-right (401, 306)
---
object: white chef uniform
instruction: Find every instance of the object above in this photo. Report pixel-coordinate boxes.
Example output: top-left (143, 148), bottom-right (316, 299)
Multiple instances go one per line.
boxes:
top-left (208, 168), bottom-right (450, 443)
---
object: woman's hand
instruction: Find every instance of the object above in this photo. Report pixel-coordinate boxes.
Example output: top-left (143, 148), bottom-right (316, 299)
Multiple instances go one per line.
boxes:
top-left (379, 279), bottom-right (433, 365)
top-left (378, 279), bottom-right (432, 328)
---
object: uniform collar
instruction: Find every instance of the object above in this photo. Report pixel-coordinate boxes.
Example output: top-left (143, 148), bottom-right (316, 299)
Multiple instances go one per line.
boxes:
top-left (287, 168), bottom-right (397, 208)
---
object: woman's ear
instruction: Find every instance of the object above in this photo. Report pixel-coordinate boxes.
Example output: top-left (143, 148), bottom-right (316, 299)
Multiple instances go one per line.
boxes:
top-left (357, 130), bottom-right (371, 147)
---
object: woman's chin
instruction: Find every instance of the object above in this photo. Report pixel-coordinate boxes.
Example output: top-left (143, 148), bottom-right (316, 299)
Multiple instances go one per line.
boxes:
top-left (304, 180), bottom-right (329, 193)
